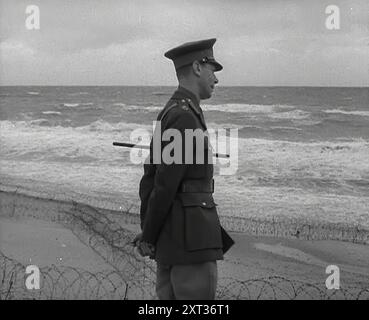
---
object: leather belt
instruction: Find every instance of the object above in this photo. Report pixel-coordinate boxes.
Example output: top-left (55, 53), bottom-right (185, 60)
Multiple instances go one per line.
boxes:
top-left (179, 179), bottom-right (214, 193)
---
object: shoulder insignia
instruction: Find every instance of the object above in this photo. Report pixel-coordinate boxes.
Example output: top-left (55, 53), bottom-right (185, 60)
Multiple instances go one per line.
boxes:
top-left (186, 99), bottom-right (201, 115)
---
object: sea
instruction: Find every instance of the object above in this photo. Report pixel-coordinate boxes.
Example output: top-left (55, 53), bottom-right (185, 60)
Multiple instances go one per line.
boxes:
top-left (1, 86), bottom-right (368, 226)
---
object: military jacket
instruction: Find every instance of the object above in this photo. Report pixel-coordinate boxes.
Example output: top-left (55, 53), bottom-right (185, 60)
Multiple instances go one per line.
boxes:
top-left (139, 86), bottom-right (226, 264)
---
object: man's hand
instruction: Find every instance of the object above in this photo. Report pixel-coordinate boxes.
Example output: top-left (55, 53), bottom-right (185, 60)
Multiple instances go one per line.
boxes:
top-left (138, 241), bottom-right (155, 258)
top-left (132, 233), bottom-right (142, 247)
top-left (132, 233), bottom-right (155, 258)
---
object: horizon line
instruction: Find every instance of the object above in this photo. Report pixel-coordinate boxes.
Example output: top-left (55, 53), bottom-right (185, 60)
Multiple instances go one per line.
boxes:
top-left (1, 85), bottom-right (368, 88)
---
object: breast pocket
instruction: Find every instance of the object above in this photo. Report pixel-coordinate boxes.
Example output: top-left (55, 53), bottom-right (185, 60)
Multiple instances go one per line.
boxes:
top-left (179, 193), bottom-right (222, 252)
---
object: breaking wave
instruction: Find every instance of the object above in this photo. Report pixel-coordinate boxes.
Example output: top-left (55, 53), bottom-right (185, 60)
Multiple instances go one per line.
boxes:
top-left (324, 109), bottom-right (369, 117)
top-left (202, 104), bottom-right (293, 113)
top-left (42, 111), bottom-right (62, 115)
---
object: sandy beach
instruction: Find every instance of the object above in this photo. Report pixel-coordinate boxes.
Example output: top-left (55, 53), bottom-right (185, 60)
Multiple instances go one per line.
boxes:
top-left (1, 187), bottom-right (368, 300)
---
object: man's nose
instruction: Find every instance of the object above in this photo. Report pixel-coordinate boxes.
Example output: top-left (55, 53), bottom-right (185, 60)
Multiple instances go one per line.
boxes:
top-left (214, 76), bottom-right (219, 84)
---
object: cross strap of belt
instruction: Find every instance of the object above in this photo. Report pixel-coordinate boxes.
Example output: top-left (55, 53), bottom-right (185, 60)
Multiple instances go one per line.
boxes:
top-left (179, 179), bottom-right (214, 193)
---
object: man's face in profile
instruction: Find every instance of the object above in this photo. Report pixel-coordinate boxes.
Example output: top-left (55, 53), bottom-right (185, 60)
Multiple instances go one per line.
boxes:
top-left (198, 63), bottom-right (219, 100)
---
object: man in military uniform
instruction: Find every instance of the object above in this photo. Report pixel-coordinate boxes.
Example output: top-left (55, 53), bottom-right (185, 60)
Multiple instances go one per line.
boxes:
top-left (134, 38), bottom-right (234, 300)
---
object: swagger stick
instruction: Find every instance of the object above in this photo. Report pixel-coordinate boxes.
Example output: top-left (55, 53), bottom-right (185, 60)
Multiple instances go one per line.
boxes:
top-left (112, 142), bottom-right (230, 158)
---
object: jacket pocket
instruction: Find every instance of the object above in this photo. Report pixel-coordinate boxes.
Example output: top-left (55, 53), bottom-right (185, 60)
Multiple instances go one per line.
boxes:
top-left (178, 193), bottom-right (223, 252)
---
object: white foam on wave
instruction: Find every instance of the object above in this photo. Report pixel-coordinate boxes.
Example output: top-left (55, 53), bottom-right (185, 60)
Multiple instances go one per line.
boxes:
top-left (207, 123), bottom-right (303, 133)
top-left (209, 135), bottom-right (369, 189)
top-left (268, 110), bottom-right (310, 120)
top-left (202, 104), bottom-right (293, 113)
top-left (0, 119), bottom-right (152, 133)
top-left (59, 102), bottom-right (98, 109)
top-left (2, 118), bottom-right (369, 203)
top-left (63, 103), bottom-right (80, 107)
top-left (127, 105), bottom-right (162, 112)
top-left (2, 119), bottom-right (368, 183)
top-left (232, 137), bottom-right (369, 184)
top-left (82, 119), bottom-right (152, 133)
top-left (324, 109), bottom-right (369, 117)
top-left (113, 103), bottom-right (162, 112)
top-left (27, 91), bottom-right (39, 95)
top-left (42, 111), bottom-right (62, 115)
top-left (0, 119), bottom-right (151, 164)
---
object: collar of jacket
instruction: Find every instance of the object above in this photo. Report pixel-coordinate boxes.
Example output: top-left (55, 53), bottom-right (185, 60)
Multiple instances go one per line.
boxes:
top-left (171, 86), bottom-right (207, 129)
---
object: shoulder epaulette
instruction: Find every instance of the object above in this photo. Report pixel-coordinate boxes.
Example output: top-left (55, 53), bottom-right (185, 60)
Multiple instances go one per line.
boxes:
top-left (159, 99), bottom-right (191, 121)
top-left (185, 98), bottom-right (200, 115)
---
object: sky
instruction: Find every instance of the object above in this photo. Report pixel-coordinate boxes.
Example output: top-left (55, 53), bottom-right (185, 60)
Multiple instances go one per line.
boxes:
top-left (0, 0), bottom-right (368, 86)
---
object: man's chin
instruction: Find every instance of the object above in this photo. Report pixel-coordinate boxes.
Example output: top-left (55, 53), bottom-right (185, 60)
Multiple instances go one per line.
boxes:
top-left (200, 91), bottom-right (213, 100)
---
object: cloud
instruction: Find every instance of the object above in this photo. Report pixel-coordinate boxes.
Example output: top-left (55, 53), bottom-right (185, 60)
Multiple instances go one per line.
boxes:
top-left (0, 0), bottom-right (368, 85)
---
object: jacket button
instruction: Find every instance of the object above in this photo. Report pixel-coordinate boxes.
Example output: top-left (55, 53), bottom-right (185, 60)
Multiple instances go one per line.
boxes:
top-left (202, 202), bottom-right (207, 206)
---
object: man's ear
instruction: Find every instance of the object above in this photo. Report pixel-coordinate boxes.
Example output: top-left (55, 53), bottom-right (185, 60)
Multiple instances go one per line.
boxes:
top-left (192, 61), bottom-right (202, 77)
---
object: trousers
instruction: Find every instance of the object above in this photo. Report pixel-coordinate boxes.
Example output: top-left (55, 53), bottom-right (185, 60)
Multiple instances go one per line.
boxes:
top-left (156, 261), bottom-right (217, 300)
